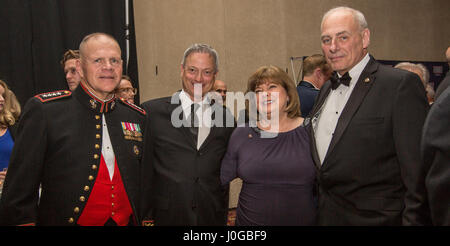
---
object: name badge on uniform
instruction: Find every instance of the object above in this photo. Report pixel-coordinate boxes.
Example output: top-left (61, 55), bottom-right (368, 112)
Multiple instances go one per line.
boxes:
top-left (121, 122), bottom-right (143, 142)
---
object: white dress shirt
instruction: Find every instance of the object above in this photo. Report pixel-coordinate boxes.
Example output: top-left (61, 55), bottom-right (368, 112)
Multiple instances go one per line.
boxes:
top-left (102, 114), bottom-right (116, 180)
top-left (179, 90), bottom-right (212, 149)
top-left (314, 53), bottom-right (370, 164)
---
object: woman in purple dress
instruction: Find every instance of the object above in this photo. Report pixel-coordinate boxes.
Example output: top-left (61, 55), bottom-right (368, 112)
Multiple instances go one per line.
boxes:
top-left (221, 65), bottom-right (316, 226)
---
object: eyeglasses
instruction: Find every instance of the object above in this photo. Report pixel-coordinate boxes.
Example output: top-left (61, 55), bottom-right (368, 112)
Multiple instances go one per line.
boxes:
top-left (88, 57), bottom-right (123, 68)
top-left (116, 87), bottom-right (137, 94)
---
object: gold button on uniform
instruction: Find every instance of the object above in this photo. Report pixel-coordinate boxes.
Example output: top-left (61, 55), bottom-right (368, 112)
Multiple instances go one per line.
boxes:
top-left (92, 165), bottom-right (97, 170)
top-left (94, 154), bottom-right (99, 159)
top-left (88, 175), bottom-right (94, 181)
top-left (96, 125), bottom-right (101, 129)
top-left (84, 186), bottom-right (90, 191)
top-left (74, 207), bottom-right (80, 213)
top-left (79, 196), bottom-right (86, 202)
top-left (68, 218), bottom-right (74, 223)
top-left (95, 115), bottom-right (100, 120)
top-left (96, 134), bottom-right (101, 139)
top-left (95, 144), bottom-right (100, 149)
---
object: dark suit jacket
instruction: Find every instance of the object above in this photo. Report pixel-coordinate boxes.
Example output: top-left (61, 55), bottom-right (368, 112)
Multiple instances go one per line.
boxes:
top-left (307, 56), bottom-right (430, 225)
top-left (141, 92), bottom-right (235, 225)
top-left (421, 86), bottom-right (450, 225)
top-left (435, 70), bottom-right (450, 100)
top-left (0, 84), bottom-right (148, 226)
top-left (8, 124), bottom-right (19, 141)
top-left (296, 81), bottom-right (319, 118)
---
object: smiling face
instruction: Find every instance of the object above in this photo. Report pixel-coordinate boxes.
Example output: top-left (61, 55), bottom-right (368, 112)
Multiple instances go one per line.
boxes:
top-left (321, 10), bottom-right (370, 75)
top-left (254, 80), bottom-right (289, 119)
top-left (77, 35), bottom-right (122, 100)
top-left (181, 52), bottom-right (217, 102)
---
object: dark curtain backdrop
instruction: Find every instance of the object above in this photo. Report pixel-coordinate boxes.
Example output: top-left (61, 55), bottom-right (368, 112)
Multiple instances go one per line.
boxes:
top-left (0, 0), bottom-right (140, 106)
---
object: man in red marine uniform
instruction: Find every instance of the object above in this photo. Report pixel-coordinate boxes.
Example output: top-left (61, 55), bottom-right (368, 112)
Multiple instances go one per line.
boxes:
top-left (0, 33), bottom-right (153, 226)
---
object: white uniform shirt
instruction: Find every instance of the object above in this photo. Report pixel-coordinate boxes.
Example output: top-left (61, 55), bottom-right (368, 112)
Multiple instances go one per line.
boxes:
top-left (314, 53), bottom-right (370, 164)
top-left (102, 114), bottom-right (116, 180)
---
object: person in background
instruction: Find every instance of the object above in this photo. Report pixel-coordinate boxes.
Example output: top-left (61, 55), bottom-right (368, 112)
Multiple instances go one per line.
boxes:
top-left (296, 54), bottom-right (332, 117)
top-left (435, 46), bottom-right (450, 100)
top-left (0, 80), bottom-right (21, 192)
top-left (221, 65), bottom-right (316, 226)
top-left (308, 6), bottom-right (430, 225)
top-left (425, 84), bottom-right (435, 105)
top-left (421, 86), bottom-right (450, 226)
top-left (0, 33), bottom-right (150, 226)
top-left (60, 49), bottom-right (82, 91)
top-left (395, 62), bottom-right (430, 104)
top-left (115, 75), bottom-right (137, 104)
top-left (141, 44), bottom-right (235, 225)
top-left (212, 79), bottom-right (227, 103)
top-left (394, 62), bottom-right (429, 88)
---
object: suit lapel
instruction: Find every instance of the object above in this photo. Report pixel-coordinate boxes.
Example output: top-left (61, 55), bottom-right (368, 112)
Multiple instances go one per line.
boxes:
top-left (198, 103), bottom-right (223, 151)
top-left (199, 125), bottom-right (216, 151)
top-left (166, 93), bottom-right (198, 149)
top-left (324, 58), bottom-right (378, 162)
top-left (307, 82), bottom-right (332, 169)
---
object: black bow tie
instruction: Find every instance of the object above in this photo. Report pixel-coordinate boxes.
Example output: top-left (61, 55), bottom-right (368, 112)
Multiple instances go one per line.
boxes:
top-left (330, 72), bottom-right (352, 90)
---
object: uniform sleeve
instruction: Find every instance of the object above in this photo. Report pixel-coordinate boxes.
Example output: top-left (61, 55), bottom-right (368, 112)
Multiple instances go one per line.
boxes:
top-left (0, 98), bottom-right (47, 226)
top-left (421, 89), bottom-right (450, 225)
top-left (392, 72), bottom-right (431, 225)
top-left (139, 102), bottom-right (154, 226)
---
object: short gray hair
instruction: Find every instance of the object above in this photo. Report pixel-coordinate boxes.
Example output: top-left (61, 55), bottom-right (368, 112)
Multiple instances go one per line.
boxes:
top-left (416, 63), bottom-right (430, 84)
top-left (395, 62), bottom-right (429, 86)
top-left (181, 43), bottom-right (219, 72)
top-left (321, 7), bottom-right (368, 32)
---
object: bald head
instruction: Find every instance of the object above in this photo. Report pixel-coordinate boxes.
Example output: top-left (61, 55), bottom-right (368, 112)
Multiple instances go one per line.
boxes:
top-left (79, 33), bottom-right (121, 59)
top-left (76, 32), bottom-right (123, 100)
top-left (213, 79), bottom-right (227, 102)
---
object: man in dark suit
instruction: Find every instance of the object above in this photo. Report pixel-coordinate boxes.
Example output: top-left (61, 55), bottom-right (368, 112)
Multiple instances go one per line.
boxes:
top-left (141, 44), bottom-right (235, 225)
top-left (296, 54), bottom-right (332, 117)
top-left (0, 33), bottom-right (150, 226)
top-left (421, 86), bottom-right (450, 225)
top-left (435, 46), bottom-right (450, 100)
top-left (307, 7), bottom-right (430, 225)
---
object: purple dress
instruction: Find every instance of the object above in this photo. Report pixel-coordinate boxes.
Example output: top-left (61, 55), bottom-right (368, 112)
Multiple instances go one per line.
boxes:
top-left (221, 125), bottom-right (316, 226)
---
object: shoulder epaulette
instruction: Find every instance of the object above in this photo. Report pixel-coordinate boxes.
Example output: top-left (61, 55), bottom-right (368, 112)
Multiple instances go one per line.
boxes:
top-left (35, 90), bottom-right (72, 103)
top-left (118, 97), bottom-right (146, 115)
